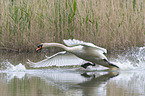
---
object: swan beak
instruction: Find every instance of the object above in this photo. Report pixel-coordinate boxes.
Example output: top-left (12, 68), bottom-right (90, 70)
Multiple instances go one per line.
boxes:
top-left (36, 45), bottom-right (42, 52)
top-left (36, 47), bottom-right (41, 52)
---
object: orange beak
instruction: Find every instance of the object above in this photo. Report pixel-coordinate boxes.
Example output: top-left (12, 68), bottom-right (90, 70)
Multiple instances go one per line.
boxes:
top-left (36, 47), bottom-right (41, 51)
top-left (36, 46), bottom-right (42, 52)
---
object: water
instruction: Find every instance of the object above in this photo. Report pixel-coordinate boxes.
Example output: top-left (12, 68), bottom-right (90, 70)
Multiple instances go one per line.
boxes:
top-left (0, 47), bottom-right (145, 96)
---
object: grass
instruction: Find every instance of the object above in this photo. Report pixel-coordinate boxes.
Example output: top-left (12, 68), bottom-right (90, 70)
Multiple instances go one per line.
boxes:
top-left (0, 0), bottom-right (145, 52)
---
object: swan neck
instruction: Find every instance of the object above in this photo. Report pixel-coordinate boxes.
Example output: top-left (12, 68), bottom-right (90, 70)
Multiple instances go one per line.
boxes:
top-left (43, 43), bottom-right (69, 51)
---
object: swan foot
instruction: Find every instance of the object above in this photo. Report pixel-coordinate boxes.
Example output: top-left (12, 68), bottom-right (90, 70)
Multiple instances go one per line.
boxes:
top-left (81, 63), bottom-right (96, 69)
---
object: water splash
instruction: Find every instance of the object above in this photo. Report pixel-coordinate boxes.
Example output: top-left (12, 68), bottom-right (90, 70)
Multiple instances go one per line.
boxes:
top-left (0, 60), bottom-right (27, 82)
top-left (111, 47), bottom-right (145, 70)
top-left (0, 60), bottom-right (26, 72)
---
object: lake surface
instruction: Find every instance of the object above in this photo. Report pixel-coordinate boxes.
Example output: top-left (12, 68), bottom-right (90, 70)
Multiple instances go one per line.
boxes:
top-left (0, 47), bottom-right (145, 96)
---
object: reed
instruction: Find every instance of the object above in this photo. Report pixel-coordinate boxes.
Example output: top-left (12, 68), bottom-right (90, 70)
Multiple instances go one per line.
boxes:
top-left (1, 0), bottom-right (145, 52)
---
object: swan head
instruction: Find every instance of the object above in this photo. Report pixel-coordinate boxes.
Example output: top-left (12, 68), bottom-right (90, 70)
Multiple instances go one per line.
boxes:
top-left (36, 44), bottom-right (43, 52)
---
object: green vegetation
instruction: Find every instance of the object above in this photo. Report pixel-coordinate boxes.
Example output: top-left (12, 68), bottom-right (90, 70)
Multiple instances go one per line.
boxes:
top-left (1, 0), bottom-right (145, 52)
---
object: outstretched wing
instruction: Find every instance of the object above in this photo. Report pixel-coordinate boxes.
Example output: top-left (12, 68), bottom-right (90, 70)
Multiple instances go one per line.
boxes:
top-left (27, 51), bottom-right (87, 68)
top-left (63, 39), bottom-right (107, 53)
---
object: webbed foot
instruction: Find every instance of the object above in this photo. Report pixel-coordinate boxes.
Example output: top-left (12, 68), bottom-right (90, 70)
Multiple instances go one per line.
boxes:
top-left (81, 63), bottom-right (95, 69)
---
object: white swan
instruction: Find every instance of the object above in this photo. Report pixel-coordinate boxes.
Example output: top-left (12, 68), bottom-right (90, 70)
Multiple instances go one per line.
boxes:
top-left (34, 39), bottom-right (119, 70)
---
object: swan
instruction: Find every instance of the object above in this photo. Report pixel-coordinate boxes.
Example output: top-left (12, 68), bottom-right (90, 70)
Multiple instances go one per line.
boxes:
top-left (35, 39), bottom-right (119, 70)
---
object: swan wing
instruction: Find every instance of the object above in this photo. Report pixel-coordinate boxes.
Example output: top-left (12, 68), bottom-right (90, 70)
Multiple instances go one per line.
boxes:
top-left (27, 51), bottom-right (87, 68)
top-left (63, 39), bottom-right (107, 53)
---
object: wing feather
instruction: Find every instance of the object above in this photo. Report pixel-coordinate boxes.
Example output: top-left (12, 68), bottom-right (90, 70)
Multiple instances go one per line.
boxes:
top-left (27, 51), bottom-right (87, 68)
top-left (63, 39), bottom-right (107, 53)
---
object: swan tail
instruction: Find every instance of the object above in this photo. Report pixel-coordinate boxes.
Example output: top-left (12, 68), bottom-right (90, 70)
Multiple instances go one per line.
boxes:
top-left (104, 59), bottom-right (119, 68)
top-left (108, 62), bottom-right (119, 68)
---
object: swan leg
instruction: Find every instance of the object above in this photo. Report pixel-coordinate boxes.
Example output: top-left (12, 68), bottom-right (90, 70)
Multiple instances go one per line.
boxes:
top-left (81, 63), bottom-right (96, 69)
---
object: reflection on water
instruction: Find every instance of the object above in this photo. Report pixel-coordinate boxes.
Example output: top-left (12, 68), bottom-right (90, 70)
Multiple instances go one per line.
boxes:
top-left (1, 68), bottom-right (145, 96)
top-left (0, 47), bottom-right (145, 96)
top-left (0, 68), bottom-right (119, 96)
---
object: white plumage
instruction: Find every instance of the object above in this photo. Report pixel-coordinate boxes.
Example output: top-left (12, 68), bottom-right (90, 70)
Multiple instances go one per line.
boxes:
top-left (28, 39), bottom-right (119, 70)
top-left (27, 51), bottom-right (87, 68)
top-left (63, 39), bottom-right (107, 54)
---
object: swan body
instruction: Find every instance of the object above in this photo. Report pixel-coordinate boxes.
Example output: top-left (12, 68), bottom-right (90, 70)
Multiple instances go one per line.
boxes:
top-left (35, 39), bottom-right (119, 70)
